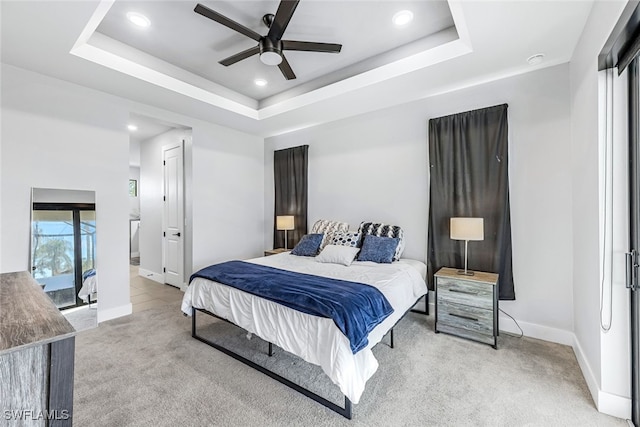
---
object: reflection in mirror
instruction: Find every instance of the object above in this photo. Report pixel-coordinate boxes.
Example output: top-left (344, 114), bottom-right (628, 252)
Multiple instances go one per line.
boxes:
top-left (31, 188), bottom-right (97, 331)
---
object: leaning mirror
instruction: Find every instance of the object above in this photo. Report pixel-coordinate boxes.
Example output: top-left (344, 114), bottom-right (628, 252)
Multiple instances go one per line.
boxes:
top-left (30, 188), bottom-right (96, 315)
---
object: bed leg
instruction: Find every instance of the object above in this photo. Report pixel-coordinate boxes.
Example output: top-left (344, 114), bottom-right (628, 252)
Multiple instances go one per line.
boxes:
top-left (410, 295), bottom-right (429, 316)
top-left (425, 292), bottom-right (429, 315)
top-left (268, 342), bottom-right (273, 357)
top-left (191, 307), bottom-right (197, 338)
top-left (345, 396), bottom-right (352, 419)
top-left (390, 328), bottom-right (394, 349)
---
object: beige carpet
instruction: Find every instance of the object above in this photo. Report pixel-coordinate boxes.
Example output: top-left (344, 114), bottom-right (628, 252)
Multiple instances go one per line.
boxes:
top-left (62, 305), bottom-right (97, 332)
top-left (73, 302), bottom-right (627, 426)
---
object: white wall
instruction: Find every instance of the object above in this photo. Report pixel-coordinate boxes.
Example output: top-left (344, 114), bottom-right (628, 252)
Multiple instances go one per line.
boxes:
top-left (191, 124), bottom-right (264, 271)
top-left (0, 64), bottom-right (131, 322)
top-left (265, 64), bottom-right (575, 340)
top-left (129, 138), bottom-right (141, 167)
top-left (570, 0), bottom-right (630, 418)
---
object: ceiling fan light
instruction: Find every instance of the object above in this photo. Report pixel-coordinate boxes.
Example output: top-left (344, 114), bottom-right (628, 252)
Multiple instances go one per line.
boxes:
top-left (260, 51), bottom-right (282, 66)
top-left (393, 10), bottom-right (414, 27)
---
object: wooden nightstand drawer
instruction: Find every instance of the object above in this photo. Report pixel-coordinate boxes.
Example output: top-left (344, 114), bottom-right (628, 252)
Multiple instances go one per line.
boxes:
top-left (437, 301), bottom-right (493, 335)
top-left (437, 277), bottom-right (493, 310)
top-left (436, 323), bottom-right (496, 346)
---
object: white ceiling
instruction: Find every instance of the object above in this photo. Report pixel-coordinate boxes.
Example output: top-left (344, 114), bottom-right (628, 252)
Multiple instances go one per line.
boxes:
top-left (128, 113), bottom-right (183, 142)
top-left (1, 1), bottom-right (595, 137)
top-left (96, 1), bottom-right (455, 102)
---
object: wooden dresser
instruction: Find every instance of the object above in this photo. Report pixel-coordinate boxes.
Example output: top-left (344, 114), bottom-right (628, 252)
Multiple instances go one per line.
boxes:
top-left (434, 267), bottom-right (499, 349)
top-left (0, 271), bottom-right (76, 426)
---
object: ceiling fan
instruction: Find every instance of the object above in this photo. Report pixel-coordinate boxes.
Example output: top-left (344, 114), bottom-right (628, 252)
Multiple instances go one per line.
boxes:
top-left (194, 0), bottom-right (342, 80)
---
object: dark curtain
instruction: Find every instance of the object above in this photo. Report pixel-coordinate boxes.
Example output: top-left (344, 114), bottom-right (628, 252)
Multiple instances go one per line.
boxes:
top-left (274, 145), bottom-right (308, 249)
top-left (427, 104), bottom-right (515, 300)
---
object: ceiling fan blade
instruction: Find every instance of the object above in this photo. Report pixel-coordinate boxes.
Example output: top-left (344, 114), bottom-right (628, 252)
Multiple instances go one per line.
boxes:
top-left (278, 55), bottom-right (296, 80)
top-left (282, 40), bottom-right (342, 53)
top-left (194, 3), bottom-right (262, 42)
top-left (219, 45), bottom-right (260, 66)
top-left (267, 0), bottom-right (300, 41)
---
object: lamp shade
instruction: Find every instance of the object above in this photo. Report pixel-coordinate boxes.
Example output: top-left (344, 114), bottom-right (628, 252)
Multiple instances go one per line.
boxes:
top-left (450, 217), bottom-right (484, 241)
top-left (276, 215), bottom-right (295, 231)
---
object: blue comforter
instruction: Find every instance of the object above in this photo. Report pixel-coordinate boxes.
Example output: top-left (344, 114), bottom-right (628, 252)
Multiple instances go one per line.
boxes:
top-left (190, 261), bottom-right (394, 354)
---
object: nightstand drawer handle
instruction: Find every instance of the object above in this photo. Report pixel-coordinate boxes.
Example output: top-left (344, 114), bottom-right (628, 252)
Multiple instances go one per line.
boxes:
top-left (449, 288), bottom-right (478, 296)
top-left (449, 313), bottom-right (479, 322)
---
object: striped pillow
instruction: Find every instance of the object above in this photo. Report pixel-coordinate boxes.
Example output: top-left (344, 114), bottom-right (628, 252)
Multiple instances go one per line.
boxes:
top-left (310, 219), bottom-right (350, 250)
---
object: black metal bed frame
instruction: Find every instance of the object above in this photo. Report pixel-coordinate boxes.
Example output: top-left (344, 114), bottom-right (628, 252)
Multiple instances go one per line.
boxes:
top-left (191, 293), bottom-right (429, 419)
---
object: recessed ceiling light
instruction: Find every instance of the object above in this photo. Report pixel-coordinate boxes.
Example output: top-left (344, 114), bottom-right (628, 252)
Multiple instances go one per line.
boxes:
top-left (254, 78), bottom-right (268, 87)
top-left (393, 10), bottom-right (414, 27)
top-left (127, 124), bottom-right (138, 131)
top-left (527, 53), bottom-right (545, 65)
top-left (126, 12), bottom-right (150, 28)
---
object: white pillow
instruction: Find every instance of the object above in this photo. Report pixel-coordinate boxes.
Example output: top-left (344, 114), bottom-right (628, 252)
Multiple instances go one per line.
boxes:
top-left (315, 245), bottom-right (360, 266)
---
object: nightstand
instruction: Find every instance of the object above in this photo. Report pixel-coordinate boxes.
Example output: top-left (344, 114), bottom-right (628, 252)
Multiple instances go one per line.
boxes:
top-left (264, 248), bottom-right (289, 256)
top-left (434, 267), bottom-right (499, 349)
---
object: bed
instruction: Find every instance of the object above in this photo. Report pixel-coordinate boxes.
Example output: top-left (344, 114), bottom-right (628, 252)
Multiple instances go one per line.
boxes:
top-left (181, 252), bottom-right (428, 418)
top-left (78, 269), bottom-right (97, 305)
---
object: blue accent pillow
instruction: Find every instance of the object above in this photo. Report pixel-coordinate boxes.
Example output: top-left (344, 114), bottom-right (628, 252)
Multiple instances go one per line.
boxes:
top-left (357, 235), bottom-right (400, 263)
top-left (291, 234), bottom-right (324, 257)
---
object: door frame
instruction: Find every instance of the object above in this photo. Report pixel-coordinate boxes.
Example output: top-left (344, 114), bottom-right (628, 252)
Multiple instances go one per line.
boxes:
top-left (629, 56), bottom-right (640, 426)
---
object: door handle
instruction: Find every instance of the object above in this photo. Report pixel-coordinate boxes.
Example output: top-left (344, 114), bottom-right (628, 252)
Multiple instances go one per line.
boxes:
top-left (627, 250), bottom-right (638, 290)
top-left (173, 232), bottom-right (181, 237)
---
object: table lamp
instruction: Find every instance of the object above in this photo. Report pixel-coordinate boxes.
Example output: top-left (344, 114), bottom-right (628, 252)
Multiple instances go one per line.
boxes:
top-left (450, 217), bottom-right (484, 276)
top-left (276, 215), bottom-right (295, 250)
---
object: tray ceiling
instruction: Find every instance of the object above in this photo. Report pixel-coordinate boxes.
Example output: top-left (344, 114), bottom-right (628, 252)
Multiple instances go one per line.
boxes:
top-left (95, 1), bottom-right (455, 103)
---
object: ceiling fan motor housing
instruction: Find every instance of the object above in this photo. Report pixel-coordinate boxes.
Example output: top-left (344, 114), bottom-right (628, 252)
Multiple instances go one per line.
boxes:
top-left (259, 38), bottom-right (283, 65)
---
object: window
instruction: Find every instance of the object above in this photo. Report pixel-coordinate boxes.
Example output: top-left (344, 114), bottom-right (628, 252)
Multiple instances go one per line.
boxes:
top-left (129, 179), bottom-right (137, 197)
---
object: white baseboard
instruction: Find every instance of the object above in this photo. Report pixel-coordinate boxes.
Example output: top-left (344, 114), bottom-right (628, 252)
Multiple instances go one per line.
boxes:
top-left (598, 389), bottom-right (631, 420)
top-left (498, 314), bottom-right (575, 346)
top-left (97, 303), bottom-right (132, 323)
top-left (138, 268), bottom-right (164, 284)
top-left (572, 335), bottom-right (631, 420)
top-left (572, 335), bottom-right (601, 410)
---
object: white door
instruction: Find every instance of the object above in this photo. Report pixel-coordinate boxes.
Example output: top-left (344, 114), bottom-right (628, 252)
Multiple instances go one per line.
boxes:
top-left (163, 141), bottom-right (184, 288)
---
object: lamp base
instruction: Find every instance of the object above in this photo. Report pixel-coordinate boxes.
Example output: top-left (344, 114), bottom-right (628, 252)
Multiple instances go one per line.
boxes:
top-left (456, 270), bottom-right (475, 276)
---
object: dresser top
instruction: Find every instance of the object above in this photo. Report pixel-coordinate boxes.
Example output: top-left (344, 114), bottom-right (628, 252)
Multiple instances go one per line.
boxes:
top-left (0, 271), bottom-right (76, 356)
top-left (434, 267), bottom-right (499, 285)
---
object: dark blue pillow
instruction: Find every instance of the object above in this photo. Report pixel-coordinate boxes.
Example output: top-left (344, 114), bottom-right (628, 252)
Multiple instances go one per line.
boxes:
top-left (357, 235), bottom-right (399, 263)
top-left (291, 234), bottom-right (324, 257)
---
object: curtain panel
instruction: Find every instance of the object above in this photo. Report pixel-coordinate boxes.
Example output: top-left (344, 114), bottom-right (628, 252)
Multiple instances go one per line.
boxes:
top-left (274, 145), bottom-right (309, 249)
top-left (427, 104), bottom-right (515, 300)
